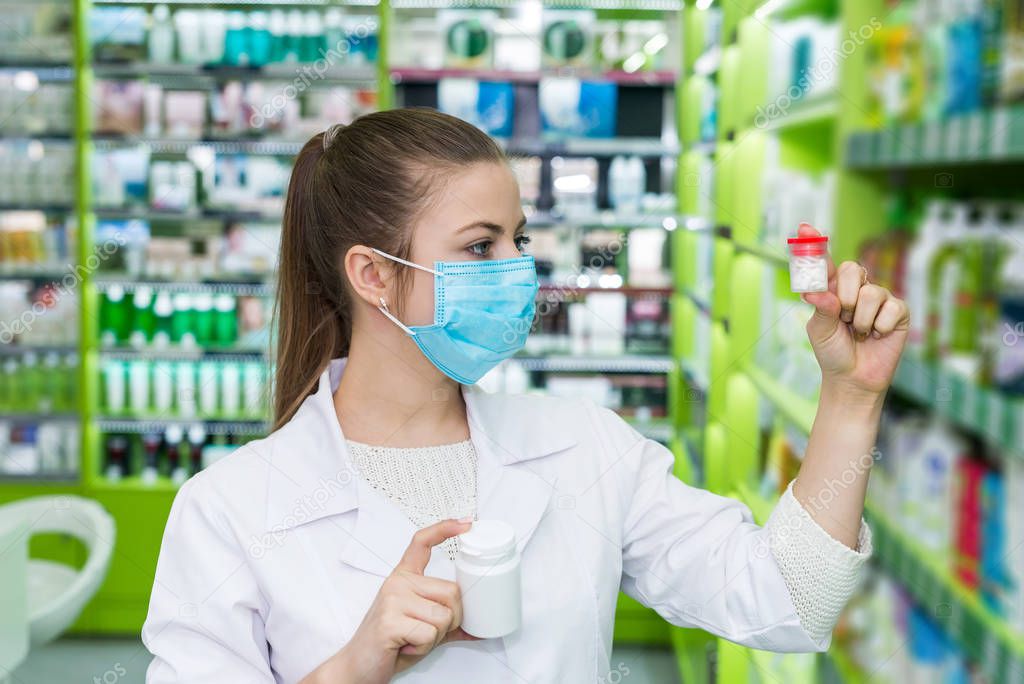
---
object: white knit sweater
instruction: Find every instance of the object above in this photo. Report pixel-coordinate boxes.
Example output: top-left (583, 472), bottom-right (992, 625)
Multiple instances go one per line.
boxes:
top-left (346, 439), bottom-right (871, 642)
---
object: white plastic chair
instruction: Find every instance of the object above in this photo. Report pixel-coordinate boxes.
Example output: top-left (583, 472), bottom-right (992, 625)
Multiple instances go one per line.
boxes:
top-left (0, 513), bottom-right (29, 682)
top-left (0, 496), bottom-right (115, 647)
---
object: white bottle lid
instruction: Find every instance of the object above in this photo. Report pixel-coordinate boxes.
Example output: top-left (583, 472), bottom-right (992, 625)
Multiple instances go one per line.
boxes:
top-left (153, 4), bottom-right (170, 22)
top-left (458, 520), bottom-right (516, 561)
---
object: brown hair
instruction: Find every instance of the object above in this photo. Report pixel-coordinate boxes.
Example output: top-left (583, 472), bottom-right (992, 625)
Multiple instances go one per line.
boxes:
top-left (273, 108), bottom-right (504, 428)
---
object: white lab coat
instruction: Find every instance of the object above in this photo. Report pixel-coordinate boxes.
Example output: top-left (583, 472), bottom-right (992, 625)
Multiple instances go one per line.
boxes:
top-left (142, 358), bottom-right (825, 683)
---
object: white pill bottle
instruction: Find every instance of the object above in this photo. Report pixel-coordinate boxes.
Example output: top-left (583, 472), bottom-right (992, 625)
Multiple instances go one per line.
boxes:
top-left (786, 234), bottom-right (830, 293)
top-left (454, 520), bottom-right (522, 638)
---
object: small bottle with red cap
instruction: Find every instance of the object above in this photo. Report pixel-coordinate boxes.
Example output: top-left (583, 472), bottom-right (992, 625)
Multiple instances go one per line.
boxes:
top-left (787, 234), bottom-right (829, 293)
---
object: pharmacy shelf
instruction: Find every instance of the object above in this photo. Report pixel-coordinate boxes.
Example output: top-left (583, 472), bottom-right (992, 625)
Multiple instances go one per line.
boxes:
top-left (97, 418), bottom-right (267, 436)
top-left (0, 203), bottom-right (74, 213)
top-left (529, 211), bottom-right (689, 230)
top-left (390, 67), bottom-right (678, 86)
top-left (94, 279), bottom-right (273, 297)
top-left (504, 138), bottom-right (680, 158)
top-left (1, 413), bottom-right (79, 422)
top-left (693, 46), bottom-right (720, 77)
top-left (0, 473), bottom-right (80, 483)
top-left (890, 350), bottom-right (1024, 461)
top-left (686, 140), bottom-right (716, 156)
top-left (99, 347), bottom-right (268, 362)
top-left (0, 61), bottom-right (73, 71)
top-left (90, 476), bottom-right (182, 492)
top-left (761, 95), bottom-right (838, 132)
top-left (94, 207), bottom-right (281, 223)
top-left (742, 362), bottom-right (816, 434)
top-left (92, 135), bottom-right (304, 157)
top-left (680, 358), bottom-right (708, 393)
top-left (537, 284), bottom-right (673, 297)
top-left (732, 240), bottom-right (789, 268)
top-left (0, 131), bottom-right (74, 140)
top-left (681, 288), bottom-right (712, 316)
top-left (845, 107), bottom-right (1024, 169)
top-left (753, 0), bottom-right (837, 20)
top-left (0, 345), bottom-right (78, 356)
top-left (865, 504), bottom-right (1024, 682)
top-left (392, 0), bottom-right (681, 8)
top-left (93, 62), bottom-right (378, 85)
top-left (93, 0), bottom-right (379, 5)
top-left (0, 266), bottom-right (76, 280)
top-left (514, 354), bottom-right (674, 374)
top-left (624, 417), bottom-right (674, 442)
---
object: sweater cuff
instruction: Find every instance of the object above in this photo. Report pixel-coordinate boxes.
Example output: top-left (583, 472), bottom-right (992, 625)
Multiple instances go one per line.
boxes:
top-left (763, 479), bottom-right (872, 645)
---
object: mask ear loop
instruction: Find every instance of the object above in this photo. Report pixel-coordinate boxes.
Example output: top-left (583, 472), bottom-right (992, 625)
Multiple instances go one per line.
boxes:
top-left (371, 248), bottom-right (441, 336)
top-left (370, 247), bottom-right (441, 276)
top-left (377, 297), bottom-right (416, 336)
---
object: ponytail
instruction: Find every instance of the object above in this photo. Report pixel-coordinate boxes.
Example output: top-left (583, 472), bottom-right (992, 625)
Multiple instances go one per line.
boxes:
top-left (272, 133), bottom-right (349, 429)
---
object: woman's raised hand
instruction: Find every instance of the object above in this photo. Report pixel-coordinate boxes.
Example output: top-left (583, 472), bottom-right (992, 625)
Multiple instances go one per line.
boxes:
top-left (799, 223), bottom-right (910, 401)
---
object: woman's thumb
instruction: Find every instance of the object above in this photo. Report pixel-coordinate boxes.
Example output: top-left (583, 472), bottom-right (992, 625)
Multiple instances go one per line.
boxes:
top-left (802, 290), bottom-right (842, 343)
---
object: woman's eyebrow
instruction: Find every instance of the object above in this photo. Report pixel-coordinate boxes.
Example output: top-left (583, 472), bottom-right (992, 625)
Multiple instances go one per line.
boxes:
top-left (455, 217), bottom-right (528, 234)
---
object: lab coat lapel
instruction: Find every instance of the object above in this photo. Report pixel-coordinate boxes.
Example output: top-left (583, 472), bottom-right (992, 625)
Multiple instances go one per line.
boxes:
top-left (339, 475), bottom-right (457, 581)
top-left (463, 385), bottom-right (573, 555)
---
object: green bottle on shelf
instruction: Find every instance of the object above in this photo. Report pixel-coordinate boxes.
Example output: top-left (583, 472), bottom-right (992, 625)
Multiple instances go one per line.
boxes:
top-left (152, 291), bottom-right (173, 348)
top-left (193, 293), bottom-right (214, 346)
top-left (100, 285), bottom-right (129, 347)
top-left (130, 286), bottom-right (156, 348)
top-left (213, 294), bottom-right (237, 347)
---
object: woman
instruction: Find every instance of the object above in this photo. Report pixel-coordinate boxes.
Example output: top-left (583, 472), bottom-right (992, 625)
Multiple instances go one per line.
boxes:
top-left (142, 109), bottom-right (909, 683)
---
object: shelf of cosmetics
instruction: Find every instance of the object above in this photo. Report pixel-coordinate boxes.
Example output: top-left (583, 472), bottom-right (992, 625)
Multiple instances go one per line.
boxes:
top-left (90, 73), bottom-right (664, 147)
top-left (866, 413), bottom-right (1024, 677)
top-left (90, 4), bottom-right (675, 76)
top-left (99, 285), bottom-right (272, 353)
top-left (0, 72), bottom-right (75, 138)
top-left (88, 141), bottom-right (679, 221)
top-left (484, 361), bottom-right (670, 438)
top-left (0, 282), bottom-right (78, 347)
top-left (864, 0), bottom-right (1024, 131)
top-left (861, 199), bottom-right (1024, 399)
top-left (0, 419), bottom-right (78, 482)
top-left (91, 5), bottom-right (378, 69)
top-left (99, 427), bottom-right (255, 488)
top-left (101, 356), bottom-right (269, 420)
top-left (0, 3), bottom-right (73, 65)
top-left (0, 211), bottom-right (75, 276)
top-left (761, 415), bottom-right (1022, 681)
top-left (847, 104), bottom-right (1024, 168)
top-left (0, 141), bottom-right (75, 208)
top-left (91, 76), bottom-right (377, 144)
top-left (0, 349), bottom-right (78, 414)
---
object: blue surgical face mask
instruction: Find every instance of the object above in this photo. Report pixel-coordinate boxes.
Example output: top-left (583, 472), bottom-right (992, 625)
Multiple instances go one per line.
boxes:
top-left (371, 248), bottom-right (539, 384)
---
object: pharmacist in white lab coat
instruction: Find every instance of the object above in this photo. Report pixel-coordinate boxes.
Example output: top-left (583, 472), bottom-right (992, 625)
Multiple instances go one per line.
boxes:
top-left (143, 111), bottom-right (910, 684)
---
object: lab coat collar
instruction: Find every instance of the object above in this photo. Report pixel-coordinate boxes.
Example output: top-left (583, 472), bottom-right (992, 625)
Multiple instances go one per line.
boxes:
top-left (262, 358), bottom-right (576, 578)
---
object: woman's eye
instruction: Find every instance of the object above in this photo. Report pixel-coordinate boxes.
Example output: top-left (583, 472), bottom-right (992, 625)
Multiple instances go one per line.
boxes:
top-left (468, 241), bottom-right (491, 257)
top-left (514, 234), bottom-right (531, 252)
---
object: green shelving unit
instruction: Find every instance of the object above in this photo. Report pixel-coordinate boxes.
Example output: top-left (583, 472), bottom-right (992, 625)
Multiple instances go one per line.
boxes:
top-left (679, 0), bottom-right (1024, 681)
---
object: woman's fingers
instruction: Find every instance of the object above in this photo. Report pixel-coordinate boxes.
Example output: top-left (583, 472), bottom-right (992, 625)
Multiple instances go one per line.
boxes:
top-left (400, 575), bottom-right (463, 632)
top-left (395, 615), bottom-right (440, 657)
top-left (871, 297), bottom-right (910, 338)
top-left (396, 518), bottom-right (472, 575)
top-left (851, 284), bottom-right (889, 340)
top-left (836, 261), bottom-right (866, 323)
top-left (404, 595), bottom-right (454, 648)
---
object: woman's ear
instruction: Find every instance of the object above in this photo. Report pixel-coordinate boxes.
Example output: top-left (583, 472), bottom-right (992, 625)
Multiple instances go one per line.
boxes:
top-left (343, 244), bottom-right (392, 308)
